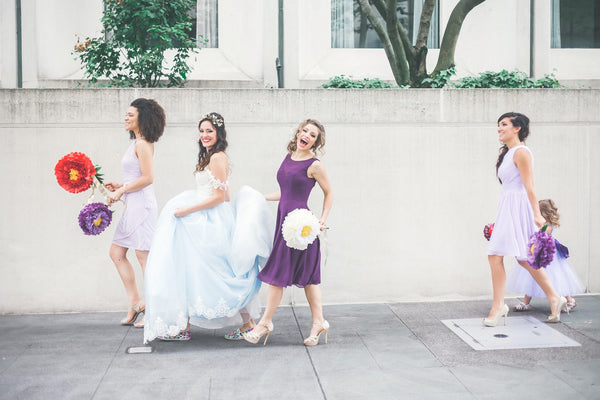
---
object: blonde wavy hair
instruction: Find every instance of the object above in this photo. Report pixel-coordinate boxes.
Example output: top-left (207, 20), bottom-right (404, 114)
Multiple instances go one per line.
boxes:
top-left (539, 199), bottom-right (560, 227)
top-left (287, 119), bottom-right (326, 156)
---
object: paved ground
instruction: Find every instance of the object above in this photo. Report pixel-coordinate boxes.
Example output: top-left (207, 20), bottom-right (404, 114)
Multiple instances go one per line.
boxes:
top-left (1, 296), bottom-right (599, 400)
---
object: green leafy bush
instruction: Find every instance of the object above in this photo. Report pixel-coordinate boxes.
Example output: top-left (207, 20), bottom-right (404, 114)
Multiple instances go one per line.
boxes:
top-left (421, 67), bottom-right (456, 88)
top-left (320, 75), bottom-right (398, 89)
top-left (74, 0), bottom-right (199, 87)
top-left (320, 70), bottom-right (561, 89)
top-left (454, 69), bottom-right (561, 88)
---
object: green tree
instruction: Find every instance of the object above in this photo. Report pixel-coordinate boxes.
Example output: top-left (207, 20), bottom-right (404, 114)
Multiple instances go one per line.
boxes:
top-left (74, 0), bottom-right (199, 87)
top-left (357, 0), bottom-right (486, 87)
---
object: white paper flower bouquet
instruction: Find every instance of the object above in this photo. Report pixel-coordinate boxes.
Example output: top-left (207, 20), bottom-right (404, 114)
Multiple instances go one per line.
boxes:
top-left (281, 208), bottom-right (322, 250)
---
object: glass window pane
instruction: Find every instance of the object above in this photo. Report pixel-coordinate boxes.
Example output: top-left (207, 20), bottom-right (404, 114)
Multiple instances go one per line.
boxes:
top-left (193, 0), bottom-right (218, 48)
top-left (552, 0), bottom-right (600, 48)
top-left (331, 0), bottom-right (438, 49)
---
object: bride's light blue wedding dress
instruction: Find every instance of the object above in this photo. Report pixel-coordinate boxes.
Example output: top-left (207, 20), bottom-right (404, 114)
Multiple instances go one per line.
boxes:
top-left (143, 169), bottom-right (273, 343)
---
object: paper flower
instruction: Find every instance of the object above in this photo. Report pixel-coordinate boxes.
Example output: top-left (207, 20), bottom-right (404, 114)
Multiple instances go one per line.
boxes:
top-left (527, 225), bottom-right (556, 269)
top-left (54, 152), bottom-right (97, 193)
top-left (281, 208), bottom-right (321, 250)
top-left (483, 222), bottom-right (495, 241)
top-left (78, 202), bottom-right (113, 235)
top-left (554, 239), bottom-right (569, 258)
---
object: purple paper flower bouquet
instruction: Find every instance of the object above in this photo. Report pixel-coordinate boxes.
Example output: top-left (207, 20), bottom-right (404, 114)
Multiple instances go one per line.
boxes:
top-left (78, 202), bottom-right (113, 235)
top-left (526, 225), bottom-right (556, 269)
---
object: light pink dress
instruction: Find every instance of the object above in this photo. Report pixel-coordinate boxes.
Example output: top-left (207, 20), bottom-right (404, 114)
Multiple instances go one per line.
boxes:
top-left (487, 145), bottom-right (536, 261)
top-left (112, 139), bottom-right (157, 250)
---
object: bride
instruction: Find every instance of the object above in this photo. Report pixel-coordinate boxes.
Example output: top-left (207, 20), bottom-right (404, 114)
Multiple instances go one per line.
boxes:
top-left (143, 112), bottom-right (273, 343)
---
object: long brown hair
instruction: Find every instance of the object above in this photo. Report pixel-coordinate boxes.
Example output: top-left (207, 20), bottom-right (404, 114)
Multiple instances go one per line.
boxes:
top-left (196, 112), bottom-right (228, 171)
top-left (287, 119), bottom-right (326, 156)
top-left (496, 112), bottom-right (530, 183)
top-left (539, 199), bottom-right (560, 227)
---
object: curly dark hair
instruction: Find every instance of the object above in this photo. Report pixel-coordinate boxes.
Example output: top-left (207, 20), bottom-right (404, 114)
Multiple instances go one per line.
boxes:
top-left (196, 112), bottom-right (228, 171)
top-left (287, 119), bottom-right (326, 156)
top-left (495, 112), bottom-right (530, 183)
top-left (129, 98), bottom-right (166, 143)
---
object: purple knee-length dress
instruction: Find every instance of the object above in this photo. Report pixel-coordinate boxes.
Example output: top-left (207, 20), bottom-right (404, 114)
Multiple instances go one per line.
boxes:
top-left (258, 154), bottom-right (321, 287)
top-left (112, 139), bottom-right (157, 250)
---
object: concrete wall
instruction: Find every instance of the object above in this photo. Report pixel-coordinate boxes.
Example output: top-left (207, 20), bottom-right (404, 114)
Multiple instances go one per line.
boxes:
top-left (0, 88), bottom-right (598, 314)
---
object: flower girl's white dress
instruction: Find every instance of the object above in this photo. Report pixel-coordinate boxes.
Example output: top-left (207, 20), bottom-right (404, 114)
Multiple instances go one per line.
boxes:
top-left (143, 170), bottom-right (273, 343)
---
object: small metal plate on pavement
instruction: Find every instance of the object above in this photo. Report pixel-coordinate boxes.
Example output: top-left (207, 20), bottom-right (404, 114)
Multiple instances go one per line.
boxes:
top-left (441, 315), bottom-right (581, 351)
top-left (126, 346), bottom-right (153, 354)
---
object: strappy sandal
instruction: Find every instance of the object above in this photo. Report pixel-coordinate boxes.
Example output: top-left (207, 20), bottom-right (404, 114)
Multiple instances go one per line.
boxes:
top-left (563, 300), bottom-right (577, 313)
top-left (158, 329), bottom-right (190, 341)
top-left (224, 327), bottom-right (252, 340)
top-left (513, 302), bottom-right (531, 311)
top-left (120, 302), bottom-right (145, 325)
top-left (133, 316), bottom-right (145, 328)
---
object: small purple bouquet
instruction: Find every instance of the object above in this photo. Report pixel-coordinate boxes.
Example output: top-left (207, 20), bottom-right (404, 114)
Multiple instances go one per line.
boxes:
top-left (78, 202), bottom-right (113, 235)
top-left (483, 223), bottom-right (495, 241)
top-left (527, 224), bottom-right (556, 269)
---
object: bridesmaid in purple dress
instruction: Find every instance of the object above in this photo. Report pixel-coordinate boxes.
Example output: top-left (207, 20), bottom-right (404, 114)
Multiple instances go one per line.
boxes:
top-left (105, 98), bottom-right (165, 327)
top-left (485, 112), bottom-right (566, 327)
top-left (244, 119), bottom-right (333, 346)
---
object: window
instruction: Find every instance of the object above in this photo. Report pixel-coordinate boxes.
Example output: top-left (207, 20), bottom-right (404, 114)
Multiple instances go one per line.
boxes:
top-left (331, 0), bottom-right (439, 49)
top-left (103, 1), bottom-right (219, 48)
top-left (191, 0), bottom-right (218, 48)
top-left (551, 0), bottom-right (600, 48)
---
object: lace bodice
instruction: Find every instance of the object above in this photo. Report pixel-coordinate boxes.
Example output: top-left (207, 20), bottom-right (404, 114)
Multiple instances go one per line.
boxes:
top-left (195, 169), bottom-right (229, 198)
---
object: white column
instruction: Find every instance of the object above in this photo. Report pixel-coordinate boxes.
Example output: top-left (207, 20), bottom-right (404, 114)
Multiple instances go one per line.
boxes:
top-left (0, 0), bottom-right (18, 87)
top-left (262, 0), bottom-right (279, 88)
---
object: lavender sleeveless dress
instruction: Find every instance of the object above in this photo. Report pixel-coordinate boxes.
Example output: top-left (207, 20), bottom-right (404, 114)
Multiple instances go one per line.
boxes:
top-left (112, 139), bottom-right (157, 250)
top-left (258, 154), bottom-right (321, 287)
top-left (487, 145), bottom-right (536, 261)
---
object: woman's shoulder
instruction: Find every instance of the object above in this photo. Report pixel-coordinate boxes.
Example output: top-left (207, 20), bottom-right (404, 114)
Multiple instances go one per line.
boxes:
top-left (207, 152), bottom-right (230, 173)
top-left (513, 145), bottom-right (532, 159)
top-left (307, 158), bottom-right (325, 175)
top-left (210, 151), bottom-right (228, 162)
top-left (134, 137), bottom-right (153, 149)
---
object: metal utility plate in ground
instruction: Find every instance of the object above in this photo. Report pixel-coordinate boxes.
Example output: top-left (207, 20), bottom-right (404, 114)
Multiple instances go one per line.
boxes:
top-left (441, 316), bottom-right (581, 351)
top-left (125, 346), bottom-right (153, 354)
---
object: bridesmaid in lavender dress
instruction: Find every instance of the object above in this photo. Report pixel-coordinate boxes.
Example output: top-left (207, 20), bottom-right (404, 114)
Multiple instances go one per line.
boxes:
top-left (105, 98), bottom-right (165, 327)
top-left (244, 119), bottom-right (333, 346)
top-left (485, 112), bottom-right (566, 327)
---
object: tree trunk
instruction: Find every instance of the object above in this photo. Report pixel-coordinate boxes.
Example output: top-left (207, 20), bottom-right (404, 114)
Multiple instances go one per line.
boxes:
top-left (413, 0), bottom-right (436, 82)
top-left (432, 0), bottom-right (485, 75)
top-left (357, 0), bottom-right (403, 84)
top-left (358, 0), bottom-right (486, 86)
top-left (383, 0), bottom-right (409, 84)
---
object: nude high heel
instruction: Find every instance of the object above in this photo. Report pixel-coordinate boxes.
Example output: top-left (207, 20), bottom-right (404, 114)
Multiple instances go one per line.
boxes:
top-left (546, 296), bottom-right (567, 323)
top-left (243, 322), bottom-right (274, 345)
top-left (120, 301), bottom-right (145, 326)
top-left (483, 304), bottom-right (509, 327)
top-left (304, 320), bottom-right (330, 346)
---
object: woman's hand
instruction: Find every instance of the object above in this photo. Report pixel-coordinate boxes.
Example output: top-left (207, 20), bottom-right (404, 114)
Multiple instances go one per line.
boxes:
top-left (534, 214), bottom-right (546, 229)
top-left (264, 190), bottom-right (281, 201)
top-left (108, 187), bottom-right (124, 206)
top-left (319, 219), bottom-right (328, 232)
top-left (174, 207), bottom-right (191, 218)
top-left (104, 182), bottom-right (121, 192)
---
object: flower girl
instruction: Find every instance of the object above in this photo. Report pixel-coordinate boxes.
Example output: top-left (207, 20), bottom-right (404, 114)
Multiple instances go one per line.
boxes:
top-left (507, 199), bottom-right (585, 313)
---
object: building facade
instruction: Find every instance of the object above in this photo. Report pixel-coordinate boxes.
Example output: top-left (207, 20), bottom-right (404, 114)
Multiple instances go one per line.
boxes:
top-left (1, 0), bottom-right (599, 88)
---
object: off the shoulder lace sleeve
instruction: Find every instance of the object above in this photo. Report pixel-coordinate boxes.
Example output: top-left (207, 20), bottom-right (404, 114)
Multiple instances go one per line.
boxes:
top-left (207, 169), bottom-right (229, 191)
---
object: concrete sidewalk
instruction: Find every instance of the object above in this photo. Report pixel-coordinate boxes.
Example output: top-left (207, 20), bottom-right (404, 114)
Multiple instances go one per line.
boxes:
top-left (1, 296), bottom-right (599, 400)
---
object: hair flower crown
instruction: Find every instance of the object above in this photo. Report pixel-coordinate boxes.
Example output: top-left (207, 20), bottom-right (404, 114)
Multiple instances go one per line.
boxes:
top-left (202, 113), bottom-right (223, 127)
